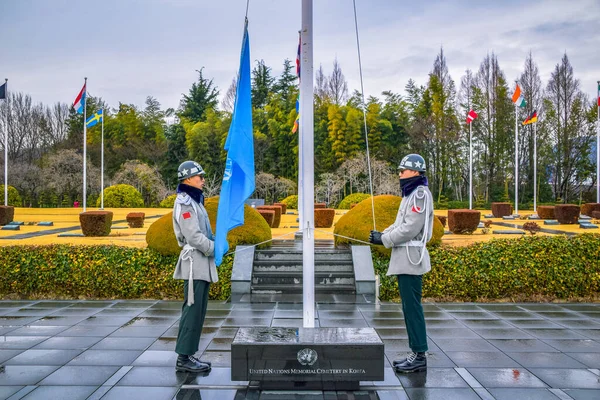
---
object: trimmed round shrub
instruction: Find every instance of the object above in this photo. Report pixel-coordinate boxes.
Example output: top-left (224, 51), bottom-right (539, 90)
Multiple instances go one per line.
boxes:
top-left (126, 212), bottom-right (145, 228)
top-left (338, 193), bottom-right (371, 210)
top-left (581, 203), bottom-right (600, 217)
top-left (146, 197), bottom-right (272, 256)
top-left (159, 194), bottom-right (176, 208)
top-left (258, 210), bottom-right (275, 227)
top-left (0, 185), bottom-right (22, 207)
top-left (314, 203), bottom-right (326, 209)
top-left (314, 208), bottom-right (335, 228)
top-left (97, 184), bottom-right (144, 208)
top-left (256, 205), bottom-right (282, 228)
top-left (280, 195), bottom-right (298, 210)
top-left (537, 206), bottom-right (555, 220)
top-left (555, 204), bottom-right (579, 224)
top-left (448, 209), bottom-right (480, 234)
top-left (592, 211), bottom-right (600, 219)
top-left (334, 195), bottom-right (444, 256)
top-left (273, 202), bottom-right (287, 214)
top-left (0, 206), bottom-right (15, 225)
top-left (491, 202), bottom-right (512, 218)
top-left (79, 211), bottom-right (113, 236)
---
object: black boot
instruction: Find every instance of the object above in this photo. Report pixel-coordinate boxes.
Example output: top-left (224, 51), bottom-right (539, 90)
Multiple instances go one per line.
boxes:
top-left (176, 354), bottom-right (211, 373)
top-left (393, 352), bottom-right (426, 373)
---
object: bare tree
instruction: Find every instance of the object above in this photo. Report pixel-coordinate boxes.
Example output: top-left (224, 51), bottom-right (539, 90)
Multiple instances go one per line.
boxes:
top-left (112, 160), bottom-right (168, 206)
top-left (315, 64), bottom-right (329, 101)
top-left (315, 173), bottom-right (343, 206)
top-left (41, 149), bottom-right (100, 202)
top-left (327, 58), bottom-right (349, 106)
top-left (221, 75), bottom-right (237, 113)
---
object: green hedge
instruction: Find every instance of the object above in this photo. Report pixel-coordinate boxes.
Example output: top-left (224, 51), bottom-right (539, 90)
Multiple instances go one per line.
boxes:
top-left (2, 235), bottom-right (599, 302)
top-left (374, 234), bottom-right (600, 302)
top-left (0, 245), bottom-right (232, 301)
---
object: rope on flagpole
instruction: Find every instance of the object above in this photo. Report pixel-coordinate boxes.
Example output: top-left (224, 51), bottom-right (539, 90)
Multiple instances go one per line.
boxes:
top-left (352, 0), bottom-right (377, 232)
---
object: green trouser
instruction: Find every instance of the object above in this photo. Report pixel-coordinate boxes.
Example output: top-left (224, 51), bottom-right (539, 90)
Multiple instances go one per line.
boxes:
top-left (398, 274), bottom-right (428, 353)
top-left (175, 279), bottom-right (210, 356)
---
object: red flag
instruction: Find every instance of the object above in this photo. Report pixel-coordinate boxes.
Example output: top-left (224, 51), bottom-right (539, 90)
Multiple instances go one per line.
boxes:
top-left (466, 109), bottom-right (478, 124)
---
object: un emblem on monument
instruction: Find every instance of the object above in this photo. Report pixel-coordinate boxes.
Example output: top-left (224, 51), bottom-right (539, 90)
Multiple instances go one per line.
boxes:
top-left (297, 348), bottom-right (318, 366)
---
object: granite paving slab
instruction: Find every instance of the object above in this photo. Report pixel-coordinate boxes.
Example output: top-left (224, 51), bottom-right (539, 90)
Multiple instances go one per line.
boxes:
top-left (1, 299), bottom-right (599, 398)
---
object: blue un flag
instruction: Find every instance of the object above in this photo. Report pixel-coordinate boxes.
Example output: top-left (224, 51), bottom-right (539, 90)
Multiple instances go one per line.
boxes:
top-left (214, 21), bottom-right (255, 266)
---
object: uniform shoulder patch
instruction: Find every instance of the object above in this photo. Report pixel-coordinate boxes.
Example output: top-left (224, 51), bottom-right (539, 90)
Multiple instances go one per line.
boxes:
top-left (182, 211), bottom-right (192, 220)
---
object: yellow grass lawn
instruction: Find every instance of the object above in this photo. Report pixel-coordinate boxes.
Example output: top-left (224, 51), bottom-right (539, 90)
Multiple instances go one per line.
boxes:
top-left (1, 207), bottom-right (596, 248)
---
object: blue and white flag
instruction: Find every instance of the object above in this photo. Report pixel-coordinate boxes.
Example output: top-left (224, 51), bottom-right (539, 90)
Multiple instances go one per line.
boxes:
top-left (214, 20), bottom-right (254, 266)
top-left (86, 109), bottom-right (103, 128)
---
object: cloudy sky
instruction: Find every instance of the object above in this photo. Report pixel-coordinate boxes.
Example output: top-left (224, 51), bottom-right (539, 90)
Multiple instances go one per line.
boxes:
top-left (1, 0), bottom-right (599, 111)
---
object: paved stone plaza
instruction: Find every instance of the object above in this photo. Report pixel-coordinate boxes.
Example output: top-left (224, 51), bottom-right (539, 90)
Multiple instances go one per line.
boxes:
top-left (0, 299), bottom-right (599, 399)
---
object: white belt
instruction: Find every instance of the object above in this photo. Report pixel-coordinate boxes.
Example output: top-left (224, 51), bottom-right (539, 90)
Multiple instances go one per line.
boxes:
top-left (181, 244), bottom-right (195, 306)
top-left (405, 240), bottom-right (423, 247)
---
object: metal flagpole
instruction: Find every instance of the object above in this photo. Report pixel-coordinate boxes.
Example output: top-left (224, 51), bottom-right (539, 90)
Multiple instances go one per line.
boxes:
top-left (83, 77), bottom-right (88, 212)
top-left (514, 100), bottom-right (518, 216)
top-left (533, 121), bottom-right (537, 214)
top-left (3, 79), bottom-right (7, 207)
top-left (597, 80), bottom-right (599, 203)
top-left (101, 109), bottom-right (104, 210)
top-left (301, 0), bottom-right (315, 328)
top-left (469, 119), bottom-right (473, 210)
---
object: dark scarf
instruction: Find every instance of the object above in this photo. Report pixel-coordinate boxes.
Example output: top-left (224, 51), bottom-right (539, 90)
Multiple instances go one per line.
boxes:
top-left (177, 183), bottom-right (205, 206)
top-left (400, 175), bottom-right (428, 197)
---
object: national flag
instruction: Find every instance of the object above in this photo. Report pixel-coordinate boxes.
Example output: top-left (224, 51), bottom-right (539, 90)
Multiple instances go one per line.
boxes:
top-left (296, 31), bottom-right (301, 79)
top-left (0, 82), bottom-right (6, 100)
top-left (523, 110), bottom-right (538, 125)
top-left (72, 83), bottom-right (86, 114)
top-left (214, 21), bottom-right (255, 266)
top-left (292, 31), bottom-right (301, 134)
top-left (512, 84), bottom-right (526, 108)
top-left (597, 82), bottom-right (600, 107)
top-left (466, 109), bottom-right (478, 124)
top-left (86, 109), bottom-right (103, 128)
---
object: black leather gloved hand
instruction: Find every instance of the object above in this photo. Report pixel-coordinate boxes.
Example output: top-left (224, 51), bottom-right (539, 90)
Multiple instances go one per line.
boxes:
top-left (369, 230), bottom-right (383, 245)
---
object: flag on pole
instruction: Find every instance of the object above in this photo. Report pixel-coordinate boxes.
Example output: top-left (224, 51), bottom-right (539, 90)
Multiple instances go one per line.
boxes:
top-left (86, 109), bottom-right (103, 128)
top-left (523, 110), bottom-right (538, 125)
top-left (511, 84), bottom-right (527, 108)
top-left (72, 83), bottom-right (86, 114)
top-left (597, 82), bottom-right (600, 106)
top-left (292, 31), bottom-right (301, 133)
top-left (214, 20), bottom-right (255, 266)
top-left (0, 82), bottom-right (6, 99)
top-left (466, 109), bottom-right (478, 124)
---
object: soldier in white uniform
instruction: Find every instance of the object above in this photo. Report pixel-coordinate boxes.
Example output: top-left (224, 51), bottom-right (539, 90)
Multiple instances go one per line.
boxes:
top-left (172, 160), bottom-right (218, 373)
top-left (369, 154), bottom-right (434, 373)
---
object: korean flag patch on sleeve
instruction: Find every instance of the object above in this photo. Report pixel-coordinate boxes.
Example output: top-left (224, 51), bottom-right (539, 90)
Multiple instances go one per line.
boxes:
top-left (182, 211), bottom-right (192, 220)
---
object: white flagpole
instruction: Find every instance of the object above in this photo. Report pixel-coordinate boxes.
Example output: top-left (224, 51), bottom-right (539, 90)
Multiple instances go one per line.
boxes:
top-left (469, 118), bottom-right (473, 210)
top-left (533, 120), bottom-right (537, 214)
top-left (301, 0), bottom-right (315, 328)
top-left (514, 99), bottom-right (518, 216)
top-left (83, 77), bottom-right (88, 212)
top-left (101, 109), bottom-right (104, 210)
top-left (3, 79), bottom-right (7, 207)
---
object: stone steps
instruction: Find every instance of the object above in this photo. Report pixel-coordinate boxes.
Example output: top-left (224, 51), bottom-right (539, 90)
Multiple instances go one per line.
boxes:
top-left (251, 242), bottom-right (356, 295)
top-left (252, 283), bottom-right (357, 294)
